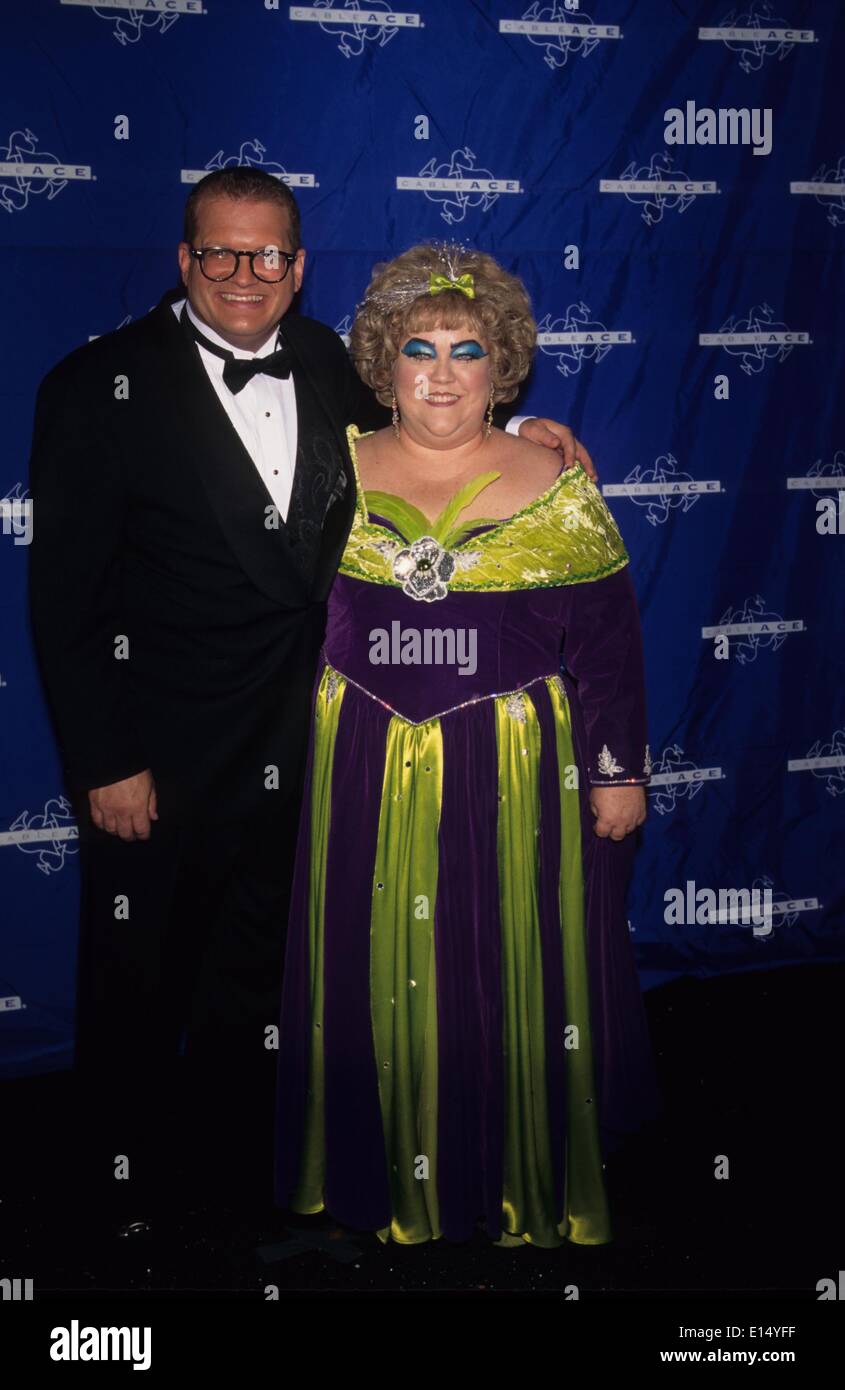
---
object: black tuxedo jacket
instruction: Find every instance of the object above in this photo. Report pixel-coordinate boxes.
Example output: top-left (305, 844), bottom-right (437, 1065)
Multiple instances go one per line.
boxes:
top-left (28, 302), bottom-right (390, 818)
top-left (28, 301), bottom-right (518, 822)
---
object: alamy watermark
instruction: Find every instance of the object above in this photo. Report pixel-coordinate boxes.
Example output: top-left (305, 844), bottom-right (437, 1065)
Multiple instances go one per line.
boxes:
top-left (370, 622), bottom-right (477, 676)
top-left (664, 101), bottom-right (772, 157)
top-left (664, 879), bottom-right (774, 937)
top-left (0, 497), bottom-right (32, 546)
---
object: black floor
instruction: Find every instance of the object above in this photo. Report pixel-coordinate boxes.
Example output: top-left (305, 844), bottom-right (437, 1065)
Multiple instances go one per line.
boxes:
top-left (1, 962), bottom-right (842, 1298)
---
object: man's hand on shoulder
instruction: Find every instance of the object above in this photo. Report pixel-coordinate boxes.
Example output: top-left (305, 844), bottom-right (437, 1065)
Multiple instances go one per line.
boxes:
top-left (516, 417), bottom-right (598, 480)
top-left (89, 769), bottom-right (158, 842)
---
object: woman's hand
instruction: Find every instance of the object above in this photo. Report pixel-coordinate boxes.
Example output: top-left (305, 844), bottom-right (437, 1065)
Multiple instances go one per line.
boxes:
top-left (589, 785), bottom-right (646, 840)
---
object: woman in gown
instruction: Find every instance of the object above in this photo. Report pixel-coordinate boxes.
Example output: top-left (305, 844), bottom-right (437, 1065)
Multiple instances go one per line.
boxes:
top-left (274, 243), bottom-right (661, 1249)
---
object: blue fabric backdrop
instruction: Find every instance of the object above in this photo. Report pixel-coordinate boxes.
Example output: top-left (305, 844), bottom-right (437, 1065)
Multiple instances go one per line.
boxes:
top-left (1, 0), bottom-right (843, 1076)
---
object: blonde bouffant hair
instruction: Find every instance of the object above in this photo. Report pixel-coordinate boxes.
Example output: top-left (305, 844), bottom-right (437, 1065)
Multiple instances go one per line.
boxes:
top-left (349, 242), bottom-right (537, 406)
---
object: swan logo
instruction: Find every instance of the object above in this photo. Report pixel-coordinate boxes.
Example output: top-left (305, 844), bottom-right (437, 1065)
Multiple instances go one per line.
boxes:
top-left (536, 303), bottom-right (633, 377)
top-left (65, 0), bottom-right (201, 45)
top-left (396, 148), bottom-right (522, 225)
top-left (647, 745), bottom-right (725, 817)
top-left (742, 877), bottom-right (815, 935)
top-left (600, 152), bottom-right (719, 225)
top-left (698, 3), bottom-right (815, 73)
top-left (289, 3), bottom-right (422, 57)
top-left (0, 128), bottom-right (92, 214)
top-left (786, 450), bottom-right (845, 502)
top-left (702, 595), bottom-right (805, 662)
top-left (89, 314), bottom-right (133, 343)
top-left (181, 138), bottom-right (317, 188)
top-left (789, 730), bottom-right (845, 797)
top-left (602, 456), bottom-right (723, 526)
top-left (499, 3), bottom-right (621, 69)
top-left (1, 797), bottom-right (78, 875)
top-left (1, 480), bottom-right (30, 505)
top-left (334, 314), bottom-right (353, 347)
top-left (790, 157), bottom-right (845, 227)
top-left (699, 303), bottom-right (812, 374)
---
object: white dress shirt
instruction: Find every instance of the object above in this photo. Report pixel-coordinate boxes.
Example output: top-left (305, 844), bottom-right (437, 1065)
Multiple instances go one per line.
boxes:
top-left (172, 297), bottom-right (298, 522)
top-left (172, 297), bottom-right (525, 523)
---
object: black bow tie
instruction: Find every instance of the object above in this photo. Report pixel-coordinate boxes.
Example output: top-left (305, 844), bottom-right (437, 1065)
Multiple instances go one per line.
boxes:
top-left (181, 305), bottom-right (293, 393)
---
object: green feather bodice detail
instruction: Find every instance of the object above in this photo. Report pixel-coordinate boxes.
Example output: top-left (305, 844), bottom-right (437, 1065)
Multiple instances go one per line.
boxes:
top-left (339, 424), bottom-right (629, 594)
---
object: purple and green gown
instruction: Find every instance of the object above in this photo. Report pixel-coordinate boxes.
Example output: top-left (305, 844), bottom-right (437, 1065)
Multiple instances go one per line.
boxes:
top-left (274, 424), bottom-right (661, 1248)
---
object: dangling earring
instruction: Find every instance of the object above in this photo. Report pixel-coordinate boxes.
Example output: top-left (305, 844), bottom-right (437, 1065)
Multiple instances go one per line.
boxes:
top-left (391, 390), bottom-right (400, 439)
top-left (485, 388), bottom-right (495, 439)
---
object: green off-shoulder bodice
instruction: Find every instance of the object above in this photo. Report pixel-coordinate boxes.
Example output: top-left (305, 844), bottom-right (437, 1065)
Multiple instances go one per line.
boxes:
top-left (340, 424), bottom-right (629, 594)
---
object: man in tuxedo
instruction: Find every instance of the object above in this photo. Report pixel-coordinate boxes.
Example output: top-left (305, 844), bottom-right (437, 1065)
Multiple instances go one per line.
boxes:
top-left (28, 166), bottom-right (592, 1239)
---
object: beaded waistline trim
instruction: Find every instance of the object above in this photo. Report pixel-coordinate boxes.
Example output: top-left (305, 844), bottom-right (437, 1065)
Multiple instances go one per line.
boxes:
top-left (322, 658), bottom-right (565, 727)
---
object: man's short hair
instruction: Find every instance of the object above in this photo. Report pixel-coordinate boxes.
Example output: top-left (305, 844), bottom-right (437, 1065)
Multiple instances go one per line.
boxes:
top-left (183, 166), bottom-right (302, 250)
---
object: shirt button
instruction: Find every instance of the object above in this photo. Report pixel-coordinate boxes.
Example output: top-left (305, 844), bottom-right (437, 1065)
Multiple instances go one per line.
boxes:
top-left (265, 411), bottom-right (271, 417)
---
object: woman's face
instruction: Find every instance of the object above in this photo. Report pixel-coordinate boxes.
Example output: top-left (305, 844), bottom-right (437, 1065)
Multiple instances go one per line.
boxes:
top-left (391, 320), bottom-right (492, 449)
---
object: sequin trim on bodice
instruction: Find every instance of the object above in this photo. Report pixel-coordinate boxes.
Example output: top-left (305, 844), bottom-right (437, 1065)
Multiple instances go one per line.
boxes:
top-left (340, 424), bottom-right (629, 597)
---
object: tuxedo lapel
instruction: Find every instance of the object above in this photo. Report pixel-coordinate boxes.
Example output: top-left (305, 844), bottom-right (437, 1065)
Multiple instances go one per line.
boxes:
top-left (146, 304), bottom-right (310, 607)
top-left (279, 317), bottom-right (356, 602)
top-left (281, 340), bottom-right (355, 594)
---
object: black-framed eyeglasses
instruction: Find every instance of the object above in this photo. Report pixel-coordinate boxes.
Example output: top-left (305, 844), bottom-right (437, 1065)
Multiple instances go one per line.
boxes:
top-left (189, 245), bottom-right (299, 283)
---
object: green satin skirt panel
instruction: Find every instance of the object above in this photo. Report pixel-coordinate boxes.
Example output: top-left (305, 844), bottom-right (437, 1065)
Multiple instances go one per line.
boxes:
top-left (494, 678), bottom-right (610, 1247)
top-left (370, 716), bottom-right (442, 1244)
top-left (289, 664), bottom-right (345, 1214)
top-left (289, 665), bottom-right (611, 1247)
top-left (547, 676), bottom-right (612, 1245)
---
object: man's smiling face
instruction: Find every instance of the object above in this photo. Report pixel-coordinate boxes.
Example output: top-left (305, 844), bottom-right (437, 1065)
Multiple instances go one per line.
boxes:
top-left (177, 195), bottom-right (305, 352)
